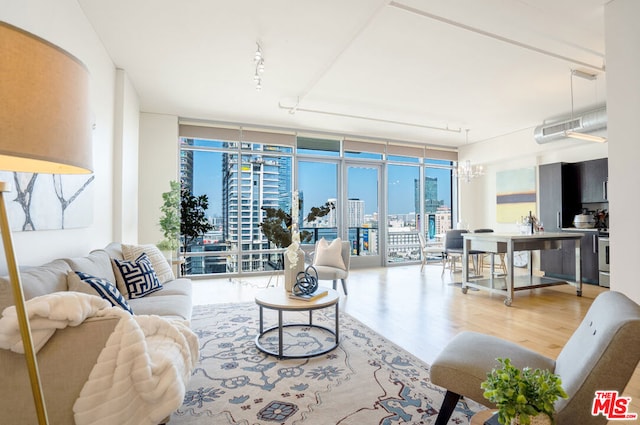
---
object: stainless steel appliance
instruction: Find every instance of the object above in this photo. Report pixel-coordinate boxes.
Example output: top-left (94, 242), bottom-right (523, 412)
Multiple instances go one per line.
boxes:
top-left (598, 237), bottom-right (610, 287)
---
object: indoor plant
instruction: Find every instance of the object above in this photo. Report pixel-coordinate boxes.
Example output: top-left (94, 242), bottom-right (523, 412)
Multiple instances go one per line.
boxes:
top-left (481, 358), bottom-right (568, 425)
top-left (157, 180), bottom-right (180, 253)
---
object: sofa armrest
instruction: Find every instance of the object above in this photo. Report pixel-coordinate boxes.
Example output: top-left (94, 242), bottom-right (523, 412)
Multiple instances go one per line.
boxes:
top-left (0, 316), bottom-right (119, 425)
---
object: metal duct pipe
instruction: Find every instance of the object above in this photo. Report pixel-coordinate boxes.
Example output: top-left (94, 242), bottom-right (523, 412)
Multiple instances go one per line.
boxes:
top-left (534, 106), bottom-right (607, 144)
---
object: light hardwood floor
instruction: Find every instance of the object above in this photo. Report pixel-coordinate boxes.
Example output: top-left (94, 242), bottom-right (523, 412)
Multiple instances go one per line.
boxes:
top-left (191, 263), bottom-right (640, 424)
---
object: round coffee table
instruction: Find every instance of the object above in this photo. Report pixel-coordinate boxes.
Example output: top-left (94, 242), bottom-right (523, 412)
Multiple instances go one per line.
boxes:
top-left (255, 287), bottom-right (340, 359)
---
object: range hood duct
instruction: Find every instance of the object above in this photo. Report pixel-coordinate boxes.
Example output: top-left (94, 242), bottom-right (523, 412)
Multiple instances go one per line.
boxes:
top-left (534, 106), bottom-right (607, 144)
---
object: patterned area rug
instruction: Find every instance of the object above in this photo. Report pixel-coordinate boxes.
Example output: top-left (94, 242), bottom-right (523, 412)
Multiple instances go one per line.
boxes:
top-left (170, 302), bottom-right (483, 424)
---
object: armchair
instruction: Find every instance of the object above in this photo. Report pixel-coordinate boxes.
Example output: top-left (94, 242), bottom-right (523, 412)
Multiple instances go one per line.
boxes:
top-left (429, 291), bottom-right (640, 424)
top-left (312, 238), bottom-right (351, 295)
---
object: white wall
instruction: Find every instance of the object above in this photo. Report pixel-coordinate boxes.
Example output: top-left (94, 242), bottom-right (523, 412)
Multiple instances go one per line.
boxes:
top-left (606, 0), bottom-right (640, 303)
top-left (458, 127), bottom-right (608, 232)
top-left (137, 113), bottom-right (179, 247)
top-left (1, 0), bottom-right (119, 273)
top-left (113, 69), bottom-right (141, 244)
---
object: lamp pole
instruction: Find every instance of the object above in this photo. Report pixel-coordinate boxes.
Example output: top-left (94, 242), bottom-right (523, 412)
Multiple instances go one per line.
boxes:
top-left (0, 182), bottom-right (49, 424)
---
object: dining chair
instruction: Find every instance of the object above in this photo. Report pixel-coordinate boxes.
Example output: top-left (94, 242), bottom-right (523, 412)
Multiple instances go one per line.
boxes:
top-left (441, 229), bottom-right (468, 274)
top-left (418, 232), bottom-right (444, 272)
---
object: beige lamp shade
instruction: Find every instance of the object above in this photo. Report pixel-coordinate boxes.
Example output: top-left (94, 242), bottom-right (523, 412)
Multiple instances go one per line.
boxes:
top-left (0, 21), bottom-right (92, 174)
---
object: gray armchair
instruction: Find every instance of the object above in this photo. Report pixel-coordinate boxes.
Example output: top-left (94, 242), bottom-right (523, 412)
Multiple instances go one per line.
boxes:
top-left (313, 239), bottom-right (351, 295)
top-left (429, 290), bottom-right (640, 424)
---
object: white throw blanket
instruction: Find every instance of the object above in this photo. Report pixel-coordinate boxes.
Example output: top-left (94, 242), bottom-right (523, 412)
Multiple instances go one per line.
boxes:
top-left (0, 292), bottom-right (199, 425)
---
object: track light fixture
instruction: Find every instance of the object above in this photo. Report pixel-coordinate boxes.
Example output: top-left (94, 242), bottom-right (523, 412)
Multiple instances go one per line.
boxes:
top-left (254, 42), bottom-right (264, 91)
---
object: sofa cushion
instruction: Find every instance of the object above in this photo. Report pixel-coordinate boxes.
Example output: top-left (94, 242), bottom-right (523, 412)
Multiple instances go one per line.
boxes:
top-left (122, 244), bottom-right (174, 284)
top-left (127, 293), bottom-right (192, 321)
top-left (0, 259), bottom-right (71, 312)
top-left (100, 243), bottom-right (124, 261)
top-left (63, 250), bottom-right (116, 283)
top-left (68, 271), bottom-right (133, 314)
top-left (158, 278), bottom-right (193, 297)
top-left (112, 253), bottom-right (163, 299)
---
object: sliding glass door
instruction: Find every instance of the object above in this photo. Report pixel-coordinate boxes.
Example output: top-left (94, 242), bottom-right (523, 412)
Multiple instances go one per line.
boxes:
top-left (345, 163), bottom-right (381, 267)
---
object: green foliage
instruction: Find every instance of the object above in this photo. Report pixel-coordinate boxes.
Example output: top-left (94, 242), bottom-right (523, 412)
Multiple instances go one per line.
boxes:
top-left (260, 201), bottom-right (334, 248)
top-left (481, 358), bottom-right (568, 425)
top-left (181, 185), bottom-right (214, 253)
top-left (157, 181), bottom-right (180, 251)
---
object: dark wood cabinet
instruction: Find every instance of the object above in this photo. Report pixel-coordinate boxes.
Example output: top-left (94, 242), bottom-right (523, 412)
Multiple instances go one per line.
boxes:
top-left (539, 163), bottom-right (580, 278)
top-left (539, 159), bottom-right (606, 285)
top-left (562, 230), bottom-right (600, 284)
top-left (578, 158), bottom-right (608, 203)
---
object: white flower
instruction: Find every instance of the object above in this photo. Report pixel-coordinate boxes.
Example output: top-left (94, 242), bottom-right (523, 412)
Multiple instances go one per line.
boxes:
top-left (286, 240), bottom-right (300, 269)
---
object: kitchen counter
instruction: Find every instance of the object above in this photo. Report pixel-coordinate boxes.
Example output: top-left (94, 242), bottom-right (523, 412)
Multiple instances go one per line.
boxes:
top-left (461, 232), bottom-right (583, 306)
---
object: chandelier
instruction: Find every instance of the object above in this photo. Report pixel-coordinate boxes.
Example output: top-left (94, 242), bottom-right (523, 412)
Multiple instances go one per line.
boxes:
top-left (454, 129), bottom-right (484, 182)
top-left (454, 160), bottom-right (484, 183)
top-left (253, 42), bottom-right (265, 91)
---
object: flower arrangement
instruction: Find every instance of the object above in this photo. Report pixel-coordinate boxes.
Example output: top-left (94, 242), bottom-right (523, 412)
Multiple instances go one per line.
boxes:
top-left (481, 358), bottom-right (568, 425)
top-left (259, 195), bottom-right (334, 269)
top-left (285, 191), bottom-right (301, 269)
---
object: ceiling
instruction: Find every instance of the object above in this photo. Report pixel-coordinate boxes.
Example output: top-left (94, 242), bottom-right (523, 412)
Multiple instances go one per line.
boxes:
top-left (77, 0), bottom-right (608, 149)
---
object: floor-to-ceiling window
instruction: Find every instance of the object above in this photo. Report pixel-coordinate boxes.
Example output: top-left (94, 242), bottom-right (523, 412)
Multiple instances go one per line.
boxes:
top-left (179, 124), bottom-right (456, 276)
top-left (178, 126), bottom-right (294, 276)
top-left (424, 159), bottom-right (454, 241)
top-left (387, 163), bottom-right (420, 263)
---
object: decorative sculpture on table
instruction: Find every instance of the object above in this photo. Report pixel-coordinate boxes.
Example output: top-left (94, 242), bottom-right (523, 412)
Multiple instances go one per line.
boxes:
top-left (292, 265), bottom-right (319, 296)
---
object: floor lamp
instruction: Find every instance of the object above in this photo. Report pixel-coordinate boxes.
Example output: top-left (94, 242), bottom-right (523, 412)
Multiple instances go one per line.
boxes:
top-left (0, 22), bottom-right (93, 424)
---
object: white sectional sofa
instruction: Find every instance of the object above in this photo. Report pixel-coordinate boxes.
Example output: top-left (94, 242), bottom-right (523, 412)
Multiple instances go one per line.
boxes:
top-left (0, 242), bottom-right (194, 424)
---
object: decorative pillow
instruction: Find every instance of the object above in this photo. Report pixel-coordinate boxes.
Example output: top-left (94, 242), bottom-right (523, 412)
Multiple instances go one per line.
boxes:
top-left (313, 237), bottom-right (346, 270)
top-left (112, 253), bottom-right (163, 299)
top-left (122, 243), bottom-right (175, 284)
top-left (68, 271), bottom-right (133, 314)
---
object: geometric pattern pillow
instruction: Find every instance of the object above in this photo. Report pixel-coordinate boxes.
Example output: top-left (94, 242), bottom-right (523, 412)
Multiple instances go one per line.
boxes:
top-left (122, 243), bottom-right (175, 284)
top-left (112, 253), bottom-right (163, 299)
top-left (71, 271), bottom-right (133, 314)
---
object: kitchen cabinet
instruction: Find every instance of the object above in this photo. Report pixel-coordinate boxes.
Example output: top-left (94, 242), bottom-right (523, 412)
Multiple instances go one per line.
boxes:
top-left (539, 163), bottom-right (581, 278)
top-left (578, 158), bottom-right (608, 203)
top-left (562, 229), bottom-right (600, 284)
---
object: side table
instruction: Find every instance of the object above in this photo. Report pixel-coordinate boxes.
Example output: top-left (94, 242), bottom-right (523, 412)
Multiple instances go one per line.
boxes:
top-left (254, 287), bottom-right (340, 359)
top-left (470, 410), bottom-right (497, 425)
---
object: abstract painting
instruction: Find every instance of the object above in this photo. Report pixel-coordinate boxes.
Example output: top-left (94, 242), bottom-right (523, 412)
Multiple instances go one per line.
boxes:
top-left (0, 171), bottom-right (94, 231)
top-left (496, 167), bottom-right (536, 223)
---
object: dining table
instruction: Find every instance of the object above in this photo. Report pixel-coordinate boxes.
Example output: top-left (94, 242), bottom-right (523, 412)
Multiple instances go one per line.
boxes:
top-left (461, 232), bottom-right (583, 306)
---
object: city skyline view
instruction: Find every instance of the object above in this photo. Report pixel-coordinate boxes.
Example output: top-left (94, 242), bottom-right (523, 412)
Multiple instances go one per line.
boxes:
top-left (192, 150), bottom-right (452, 220)
top-left (180, 137), bottom-right (455, 274)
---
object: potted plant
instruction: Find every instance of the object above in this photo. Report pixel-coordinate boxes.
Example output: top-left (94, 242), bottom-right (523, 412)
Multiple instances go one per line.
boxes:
top-left (157, 180), bottom-right (180, 255)
top-left (481, 358), bottom-right (568, 425)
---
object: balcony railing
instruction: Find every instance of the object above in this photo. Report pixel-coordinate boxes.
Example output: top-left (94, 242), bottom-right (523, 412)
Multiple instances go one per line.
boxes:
top-left (179, 228), bottom-right (441, 276)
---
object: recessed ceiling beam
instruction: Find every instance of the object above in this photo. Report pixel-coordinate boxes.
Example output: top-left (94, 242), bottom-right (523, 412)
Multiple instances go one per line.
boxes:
top-left (389, 1), bottom-right (606, 72)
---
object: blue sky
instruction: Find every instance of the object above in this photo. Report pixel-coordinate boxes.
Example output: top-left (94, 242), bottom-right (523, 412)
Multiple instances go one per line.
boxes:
top-left (192, 151), bottom-right (451, 217)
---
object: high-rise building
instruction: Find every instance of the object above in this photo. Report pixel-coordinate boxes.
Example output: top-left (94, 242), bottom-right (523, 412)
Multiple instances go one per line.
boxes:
top-left (415, 176), bottom-right (441, 214)
top-left (326, 197), bottom-right (337, 227)
top-left (221, 145), bottom-right (291, 271)
top-left (348, 198), bottom-right (365, 227)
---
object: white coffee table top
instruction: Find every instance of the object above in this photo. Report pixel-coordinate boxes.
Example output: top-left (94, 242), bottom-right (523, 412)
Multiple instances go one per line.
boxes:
top-left (255, 287), bottom-right (339, 310)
